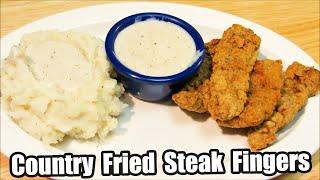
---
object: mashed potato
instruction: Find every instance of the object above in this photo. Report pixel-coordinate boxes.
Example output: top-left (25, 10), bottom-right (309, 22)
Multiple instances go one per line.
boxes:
top-left (1, 31), bottom-right (125, 144)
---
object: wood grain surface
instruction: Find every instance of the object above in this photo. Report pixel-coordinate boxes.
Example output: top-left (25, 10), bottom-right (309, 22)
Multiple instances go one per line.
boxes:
top-left (1, 0), bottom-right (319, 180)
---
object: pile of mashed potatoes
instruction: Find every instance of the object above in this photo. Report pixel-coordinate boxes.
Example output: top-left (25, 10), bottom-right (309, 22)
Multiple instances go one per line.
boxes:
top-left (1, 31), bottom-right (125, 145)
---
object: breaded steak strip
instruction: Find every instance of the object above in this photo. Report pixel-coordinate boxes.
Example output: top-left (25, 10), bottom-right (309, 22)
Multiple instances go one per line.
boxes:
top-left (172, 39), bottom-right (219, 113)
top-left (207, 24), bottom-right (261, 121)
top-left (217, 60), bottom-right (284, 128)
top-left (172, 90), bottom-right (207, 113)
top-left (248, 62), bottom-right (320, 151)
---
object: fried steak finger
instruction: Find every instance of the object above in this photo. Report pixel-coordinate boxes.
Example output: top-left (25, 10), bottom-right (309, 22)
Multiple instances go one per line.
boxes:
top-left (172, 39), bottom-right (219, 112)
top-left (248, 62), bottom-right (320, 151)
top-left (217, 60), bottom-right (284, 128)
top-left (172, 90), bottom-right (207, 113)
top-left (207, 24), bottom-right (261, 121)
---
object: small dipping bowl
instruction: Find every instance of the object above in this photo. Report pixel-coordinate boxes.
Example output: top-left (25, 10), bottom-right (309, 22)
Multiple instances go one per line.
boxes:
top-left (105, 12), bottom-right (205, 101)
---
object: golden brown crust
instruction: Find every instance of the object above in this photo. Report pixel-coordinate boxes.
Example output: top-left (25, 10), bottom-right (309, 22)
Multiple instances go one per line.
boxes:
top-left (207, 24), bottom-right (261, 121)
top-left (206, 39), bottom-right (220, 56)
top-left (248, 62), bottom-right (320, 151)
top-left (217, 60), bottom-right (284, 128)
top-left (172, 89), bottom-right (207, 113)
top-left (172, 24), bottom-right (261, 117)
top-left (171, 40), bottom-right (220, 113)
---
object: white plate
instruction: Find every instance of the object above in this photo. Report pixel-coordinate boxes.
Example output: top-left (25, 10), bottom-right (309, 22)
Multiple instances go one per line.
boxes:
top-left (1, 2), bottom-right (319, 179)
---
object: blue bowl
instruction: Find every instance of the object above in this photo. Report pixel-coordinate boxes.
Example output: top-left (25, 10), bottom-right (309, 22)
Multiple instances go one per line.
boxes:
top-left (105, 12), bottom-right (205, 101)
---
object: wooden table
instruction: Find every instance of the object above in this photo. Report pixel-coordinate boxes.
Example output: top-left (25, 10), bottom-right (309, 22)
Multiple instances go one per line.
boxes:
top-left (1, 1), bottom-right (319, 179)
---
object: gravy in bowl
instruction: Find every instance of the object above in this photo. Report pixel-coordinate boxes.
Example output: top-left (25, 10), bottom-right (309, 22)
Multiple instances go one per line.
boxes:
top-left (114, 19), bottom-right (197, 77)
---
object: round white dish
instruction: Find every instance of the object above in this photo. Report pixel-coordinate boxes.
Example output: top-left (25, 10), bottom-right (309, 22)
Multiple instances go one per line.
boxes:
top-left (1, 2), bottom-right (319, 179)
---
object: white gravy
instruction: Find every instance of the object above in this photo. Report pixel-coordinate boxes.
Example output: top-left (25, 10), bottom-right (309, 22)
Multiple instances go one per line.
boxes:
top-left (114, 19), bottom-right (197, 76)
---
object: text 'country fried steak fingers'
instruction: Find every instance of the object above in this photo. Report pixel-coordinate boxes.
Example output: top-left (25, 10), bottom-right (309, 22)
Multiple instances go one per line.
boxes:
top-left (207, 24), bottom-right (261, 121)
top-left (217, 60), bottom-right (284, 128)
top-left (248, 62), bottom-right (320, 151)
top-left (172, 39), bottom-right (219, 113)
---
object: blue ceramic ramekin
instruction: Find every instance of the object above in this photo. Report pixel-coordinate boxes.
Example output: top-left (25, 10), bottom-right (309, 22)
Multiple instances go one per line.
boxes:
top-left (105, 12), bottom-right (205, 101)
